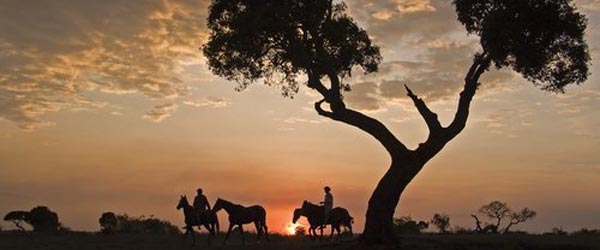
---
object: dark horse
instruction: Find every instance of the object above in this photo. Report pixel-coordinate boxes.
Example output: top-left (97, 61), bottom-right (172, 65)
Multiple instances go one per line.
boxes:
top-left (212, 198), bottom-right (269, 245)
top-left (293, 200), bottom-right (353, 239)
top-left (176, 195), bottom-right (220, 246)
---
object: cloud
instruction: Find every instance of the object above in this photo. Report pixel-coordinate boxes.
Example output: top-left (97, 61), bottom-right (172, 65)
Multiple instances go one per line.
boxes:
top-left (575, 0), bottom-right (600, 11)
top-left (0, 0), bottom-right (210, 129)
top-left (182, 97), bottom-right (231, 109)
top-left (395, 0), bottom-right (436, 14)
top-left (143, 103), bottom-right (178, 122)
top-left (343, 40), bottom-right (516, 111)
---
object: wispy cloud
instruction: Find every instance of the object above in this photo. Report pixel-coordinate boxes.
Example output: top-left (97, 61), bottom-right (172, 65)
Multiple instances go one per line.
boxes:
top-left (143, 103), bottom-right (178, 122)
top-left (182, 97), bottom-right (231, 109)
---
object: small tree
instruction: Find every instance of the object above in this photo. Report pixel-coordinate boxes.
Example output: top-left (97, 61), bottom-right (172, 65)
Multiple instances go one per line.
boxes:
top-left (99, 212), bottom-right (118, 234)
top-left (473, 201), bottom-right (536, 234)
top-left (28, 206), bottom-right (60, 232)
top-left (431, 213), bottom-right (451, 234)
top-left (479, 201), bottom-right (511, 231)
top-left (3, 211), bottom-right (30, 231)
top-left (503, 208), bottom-right (536, 233)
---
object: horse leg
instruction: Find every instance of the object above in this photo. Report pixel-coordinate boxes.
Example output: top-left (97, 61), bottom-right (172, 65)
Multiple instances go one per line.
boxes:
top-left (224, 223), bottom-right (234, 245)
top-left (239, 224), bottom-right (245, 246)
top-left (203, 224), bottom-right (212, 246)
top-left (320, 225), bottom-right (324, 240)
top-left (329, 224), bottom-right (335, 240)
top-left (190, 228), bottom-right (196, 246)
top-left (254, 222), bottom-right (261, 241)
top-left (263, 223), bottom-right (269, 242)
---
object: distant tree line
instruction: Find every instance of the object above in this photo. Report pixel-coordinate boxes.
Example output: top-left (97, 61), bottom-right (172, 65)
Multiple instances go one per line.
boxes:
top-left (394, 200), bottom-right (536, 235)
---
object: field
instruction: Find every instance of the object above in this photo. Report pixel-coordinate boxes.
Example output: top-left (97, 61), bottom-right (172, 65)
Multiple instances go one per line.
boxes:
top-left (1, 231), bottom-right (599, 250)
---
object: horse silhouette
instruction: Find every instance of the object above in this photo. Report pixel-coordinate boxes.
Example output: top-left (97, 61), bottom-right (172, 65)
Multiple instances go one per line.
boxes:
top-left (176, 195), bottom-right (220, 246)
top-left (293, 200), bottom-right (353, 239)
top-left (212, 198), bottom-right (269, 245)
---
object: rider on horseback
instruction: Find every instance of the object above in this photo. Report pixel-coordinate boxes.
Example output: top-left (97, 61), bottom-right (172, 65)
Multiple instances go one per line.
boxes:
top-left (193, 188), bottom-right (211, 222)
top-left (320, 186), bottom-right (333, 224)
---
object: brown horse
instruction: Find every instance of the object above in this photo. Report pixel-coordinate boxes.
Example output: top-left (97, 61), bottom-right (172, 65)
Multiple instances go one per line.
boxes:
top-left (176, 195), bottom-right (219, 246)
top-left (293, 200), bottom-right (353, 239)
top-left (212, 198), bottom-right (269, 245)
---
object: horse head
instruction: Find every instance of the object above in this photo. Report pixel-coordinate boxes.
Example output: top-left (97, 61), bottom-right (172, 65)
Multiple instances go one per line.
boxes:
top-left (176, 195), bottom-right (188, 210)
top-left (292, 208), bottom-right (303, 223)
top-left (301, 200), bottom-right (309, 209)
top-left (212, 198), bottom-right (224, 212)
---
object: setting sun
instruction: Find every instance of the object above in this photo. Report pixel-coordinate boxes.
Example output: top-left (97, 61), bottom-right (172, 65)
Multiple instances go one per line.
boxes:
top-left (285, 222), bottom-right (305, 236)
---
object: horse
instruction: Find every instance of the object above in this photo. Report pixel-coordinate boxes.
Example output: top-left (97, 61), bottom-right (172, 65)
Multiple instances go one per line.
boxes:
top-left (176, 195), bottom-right (220, 246)
top-left (212, 198), bottom-right (269, 245)
top-left (293, 200), bottom-right (353, 239)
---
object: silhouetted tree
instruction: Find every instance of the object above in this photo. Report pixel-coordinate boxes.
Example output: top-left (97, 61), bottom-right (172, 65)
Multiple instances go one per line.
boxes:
top-left (431, 213), bottom-right (451, 234)
top-left (99, 212), bottom-right (118, 234)
top-left (478, 201), bottom-right (511, 231)
top-left (3, 211), bottom-right (30, 231)
top-left (503, 208), bottom-right (536, 233)
top-left (393, 216), bottom-right (428, 234)
top-left (472, 201), bottom-right (536, 234)
top-left (202, 0), bottom-right (589, 243)
top-left (28, 206), bottom-right (59, 232)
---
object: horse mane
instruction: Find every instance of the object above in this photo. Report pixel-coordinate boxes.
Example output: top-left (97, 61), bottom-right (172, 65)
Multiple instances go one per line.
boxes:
top-left (217, 198), bottom-right (244, 209)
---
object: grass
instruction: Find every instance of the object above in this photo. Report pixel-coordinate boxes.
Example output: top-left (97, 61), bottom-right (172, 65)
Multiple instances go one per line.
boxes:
top-left (0, 231), bottom-right (599, 250)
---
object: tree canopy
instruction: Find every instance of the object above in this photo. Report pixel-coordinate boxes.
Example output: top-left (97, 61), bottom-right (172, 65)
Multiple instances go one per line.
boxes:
top-left (202, 0), bottom-right (381, 97)
top-left (454, 0), bottom-right (590, 92)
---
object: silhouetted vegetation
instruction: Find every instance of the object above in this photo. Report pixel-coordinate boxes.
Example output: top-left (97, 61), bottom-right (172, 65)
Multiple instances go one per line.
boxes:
top-left (3, 211), bottom-right (29, 231)
top-left (3, 206), bottom-right (63, 232)
top-left (98, 212), bottom-right (118, 234)
top-left (471, 201), bottom-right (536, 234)
top-left (393, 216), bottom-right (428, 234)
top-left (202, 0), bottom-right (590, 244)
top-left (97, 213), bottom-right (179, 235)
top-left (431, 213), bottom-right (451, 234)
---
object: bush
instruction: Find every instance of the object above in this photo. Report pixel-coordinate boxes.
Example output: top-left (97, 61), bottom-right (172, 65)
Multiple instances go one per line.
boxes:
top-left (394, 216), bottom-right (428, 234)
top-left (102, 214), bottom-right (180, 235)
top-left (28, 206), bottom-right (59, 232)
top-left (99, 212), bottom-right (118, 234)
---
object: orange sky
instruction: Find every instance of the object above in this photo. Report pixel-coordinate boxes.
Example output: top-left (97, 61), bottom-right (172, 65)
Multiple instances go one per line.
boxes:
top-left (1, 0), bottom-right (600, 234)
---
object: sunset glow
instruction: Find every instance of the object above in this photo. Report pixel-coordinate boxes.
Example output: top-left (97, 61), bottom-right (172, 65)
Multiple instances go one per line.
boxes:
top-left (1, 0), bottom-right (599, 235)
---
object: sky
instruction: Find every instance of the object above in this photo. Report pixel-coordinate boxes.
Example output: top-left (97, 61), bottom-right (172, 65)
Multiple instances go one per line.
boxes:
top-left (1, 0), bottom-right (599, 234)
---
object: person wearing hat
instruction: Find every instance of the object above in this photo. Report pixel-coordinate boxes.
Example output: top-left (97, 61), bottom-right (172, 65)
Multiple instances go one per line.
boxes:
top-left (193, 188), bottom-right (211, 222)
top-left (320, 186), bottom-right (333, 224)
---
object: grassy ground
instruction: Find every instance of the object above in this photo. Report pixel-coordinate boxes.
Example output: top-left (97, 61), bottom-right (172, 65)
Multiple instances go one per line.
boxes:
top-left (1, 231), bottom-right (599, 250)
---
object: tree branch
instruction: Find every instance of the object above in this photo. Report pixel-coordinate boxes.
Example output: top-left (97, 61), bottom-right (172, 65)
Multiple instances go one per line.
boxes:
top-left (404, 84), bottom-right (442, 132)
top-left (314, 99), bottom-right (410, 158)
top-left (411, 53), bottom-right (491, 164)
top-left (447, 52), bottom-right (491, 138)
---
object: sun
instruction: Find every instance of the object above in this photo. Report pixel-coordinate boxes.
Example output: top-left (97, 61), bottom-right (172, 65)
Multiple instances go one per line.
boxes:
top-left (285, 222), bottom-right (301, 235)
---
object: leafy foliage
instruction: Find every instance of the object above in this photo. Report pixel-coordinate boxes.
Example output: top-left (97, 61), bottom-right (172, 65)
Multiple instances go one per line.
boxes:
top-left (454, 0), bottom-right (589, 92)
top-left (203, 0), bottom-right (381, 97)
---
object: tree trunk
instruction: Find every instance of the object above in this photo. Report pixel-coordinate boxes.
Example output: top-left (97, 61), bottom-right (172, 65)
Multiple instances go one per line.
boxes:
top-left (360, 160), bottom-right (421, 244)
